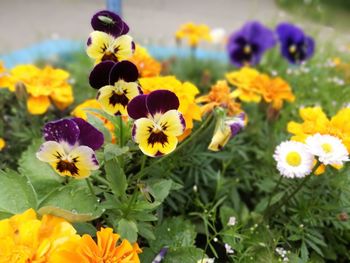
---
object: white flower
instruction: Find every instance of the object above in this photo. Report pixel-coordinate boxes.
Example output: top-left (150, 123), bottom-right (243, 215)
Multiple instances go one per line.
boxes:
top-left (227, 216), bottom-right (236, 226)
top-left (306, 134), bottom-right (349, 166)
top-left (273, 141), bottom-right (314, 178)
top-left (197, 258), bottom-right (215, 263)
top-left (210, 28), bottom-right (226, 44)
top-left (225, 243), bottom-right (234, 254)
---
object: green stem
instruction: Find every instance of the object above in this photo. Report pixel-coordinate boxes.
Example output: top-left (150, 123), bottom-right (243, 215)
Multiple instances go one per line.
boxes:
top-left (118, 115), bottom-right (124, 147)
top-left (263, 176), bottom-right (283, 217)
top-left (86, 178), bottom-right (96, 196)
top-left (91, 174), bottom-right (109, 186)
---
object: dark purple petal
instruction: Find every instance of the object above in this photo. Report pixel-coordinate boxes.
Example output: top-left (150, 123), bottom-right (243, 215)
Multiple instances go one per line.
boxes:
top-left (87, 37), bottom-right (92, 46)
top-left (89, 61), bottom-right (116, 89)
top-left (131, 41), bottom-right (136, 52)
top-left (146, 90), bottom-right (179, 117)
top-left (43, 119), bottom-right (80, 146)
top-left (227, 21), bottom-right (276, 67)
top-left (127, 94), bottom-right (149, 119)
top-left (91, 10), bottom-right (129, 37)
top-left (109, 61), bottom-right (139, 84)
top-left (72, 118), bottom-right (104, 150)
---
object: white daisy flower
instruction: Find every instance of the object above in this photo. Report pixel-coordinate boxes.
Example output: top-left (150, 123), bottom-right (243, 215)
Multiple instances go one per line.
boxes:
top-left (306, 133), bottom-right (349, 166)
top-left (227, 216), bottom-right (237, 226)
top-left (273, 141), bottom-right (314, 178)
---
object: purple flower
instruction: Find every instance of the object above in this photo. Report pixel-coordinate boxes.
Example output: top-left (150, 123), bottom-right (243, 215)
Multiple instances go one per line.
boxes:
top-left (276, 23), bottom-right (315, 64)
top-left (36, 118), bottom-right (104, 179)
top-left (227, 21), bottom-right (276, 67)
top-left (91, 10), bottom-right (129, 37)
top-left (89, 60), bottom-right (142, 116)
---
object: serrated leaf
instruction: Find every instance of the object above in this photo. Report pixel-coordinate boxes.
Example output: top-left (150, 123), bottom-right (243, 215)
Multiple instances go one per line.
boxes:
top-left (104, 143), bottom-right (129, 161)
top-left (149, 217), bottom-right (196, 252)
top-left (301, 241), bottom-right (309, 262)
top-left (138, 222), bottom-right (156, 241)
top-left (0, 169), bottom-right (37, 217)
top-left (117, 218), bottom-right (138, 243)
top-left (163, 247), bottom-right (204, 263)
top-left (105, 158), bottom-right (127, 197)
top-left (18, 139), bottom-right (63, 199)
top-left (148, 179), bottom-right (173, 203)
top-left (38, 180), bottom-right (103, 222)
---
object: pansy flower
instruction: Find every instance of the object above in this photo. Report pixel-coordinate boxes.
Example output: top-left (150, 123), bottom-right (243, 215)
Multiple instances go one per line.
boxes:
top-left (127, 90), bottom-right (186, 157)
top-left (208, 112), bottom-right (246, 151)
top-left (36, 118), bottom-right (104, 179)
top-left (89, 60), bottom-right (142, 116)
top-left (276, 23), bottom-right (315, 64)
top-left (91, 10), bottom-right (129, 37)
top-left (227, 21), bottom-right (276, 67)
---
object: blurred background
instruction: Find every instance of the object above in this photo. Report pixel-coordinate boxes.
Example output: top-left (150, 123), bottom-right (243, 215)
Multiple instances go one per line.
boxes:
top-left (1, 0), bottom-right (350, 56)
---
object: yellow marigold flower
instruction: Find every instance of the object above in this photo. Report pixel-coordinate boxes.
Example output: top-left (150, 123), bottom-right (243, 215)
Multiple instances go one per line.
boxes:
top-left (226, 67), bottom-right (261, 102)
top-left (196, 80), bottom-right (242, 117)
top-left (252, 74), bottom-right (295, 110)
top-left (72, 99), bottom-right (115, 141)
top-left (175, 22), bottom-right (212, 47)
top-left (0, 208), bottom-right (79, 262)
top-left (0, 138), bottom-right (5, 151)
top-left (0, 62), bottom-right (11, 90)
top-left (51, 227), bottom-right (142, 263)
top-left (139, 76), bottom-right (201, 140)
top-left (7, 64), bottom-right (74, 114)
top-left (129, 44), bottom-right (162, 77)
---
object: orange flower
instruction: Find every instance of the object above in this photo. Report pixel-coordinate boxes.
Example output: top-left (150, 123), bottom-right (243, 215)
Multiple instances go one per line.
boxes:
top-left (252, 74), bottom-right (295, 110)
top-left (175, 22), bottom-right (211, 47)
top-left (0, 209), bottom-right (79, 262)
top-left (129, 44), bottom-right (161, 77)
top-left (0, 138), bottom-right (5, 151)
top-left (51, 227), bottom-right (142, 263)
top-left (0, 62), bottom-right (11, 89)
top-left (196, 80), bottom-right (242, 116)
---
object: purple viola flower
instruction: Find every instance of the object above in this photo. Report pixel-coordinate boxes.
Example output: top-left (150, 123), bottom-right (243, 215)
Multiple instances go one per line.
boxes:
top-left (91, 10), bottom-right (129, 37)
top-left (89, 60), bottom-right (142, 116)
top-left (276, 23), bottom-right (315, 64)
top-left (127, 90), bottom-right (186, 157)
top-left (36, 118), bottom-right (104, 179)
top-left (152, 247), bottom-right (169, 263)
top-left (227, 21), bottom-right (276, 67)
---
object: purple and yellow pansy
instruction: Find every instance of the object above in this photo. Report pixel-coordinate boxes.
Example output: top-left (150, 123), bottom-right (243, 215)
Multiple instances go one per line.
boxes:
top-left (36, 118), bottom-right (104, 179)
top-left (127, 90), bottom-right (186, 157)
top-left (86, 10), bottom-right (134, 64)
top-left (89, 60), bottom-right (142, 116)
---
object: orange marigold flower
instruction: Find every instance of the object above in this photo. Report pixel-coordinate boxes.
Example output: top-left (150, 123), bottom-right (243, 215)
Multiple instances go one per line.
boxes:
top-left (175, 22), bottom-right (212, 47)
top-left (252, 74), bottom-right (295, 110)
top-left (129, 44), bottom-right (162, 77)
top-left (0, 209), bottom-right (79, 262)
top-left (6, 64), bottom-right (74, 114)
top-left (139, 76), bottom-right (201, 140)
top-left (0, 62), bottom-right (11, 90)
top-left (196, 80), bottom-right (242, 116)
top-left (51, 227), bottom-right (142, 263)
top-left (0, 138), bottom-right (5, 151)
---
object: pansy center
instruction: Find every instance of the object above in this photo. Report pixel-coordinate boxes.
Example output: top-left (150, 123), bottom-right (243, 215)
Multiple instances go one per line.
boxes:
top-left (321, 143), bottom-right (333, 153)
top-left (54, 149), bottom-right (80, 176)
top-left (286, 151), bottom-right (302, 167)
top-left (243, 45), bottom-right (251, 54)
top-left (289, 45), bottom-right (297, 54)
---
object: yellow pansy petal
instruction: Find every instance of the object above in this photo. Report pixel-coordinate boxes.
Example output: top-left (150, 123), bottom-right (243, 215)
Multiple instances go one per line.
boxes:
top-left (132, 118), bottom-right (154, 144)
top-left (139, 134), bottom-right (178, 157)
top-left (27, 96), bottom-right (51, 115)
top-left (36, 141), bottom-right (65, 163)
top-left (86, 31), bottom-right (115, 62)
top-left (159, 109), bottom-right (185, 137)
top-left (67, 146), bottom-right (99, 179)
top-left (97, 85), bottom-right (128, 116)
top-left (113, 34), bottom-right (134, 61)
top-left (208, 125), bottom-right (231, 151)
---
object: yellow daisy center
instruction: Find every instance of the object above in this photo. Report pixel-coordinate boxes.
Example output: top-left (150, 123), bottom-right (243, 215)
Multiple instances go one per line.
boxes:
top-left (321, 143), bottom-right (332, 153)
top-left (286, 151), bottom-right (302, 167)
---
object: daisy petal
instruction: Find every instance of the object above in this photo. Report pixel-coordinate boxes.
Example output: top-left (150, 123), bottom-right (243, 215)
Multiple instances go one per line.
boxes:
top-left (89, 61), bottom-right (115, 89)
top-left (43, 119), bottom-right (80, 146)
top-left (109, 60), bottom-right (139, 83)
top-left (146, 90), bottom-right (179, 117)
top-left (72, 118), bottom-right (104, 150)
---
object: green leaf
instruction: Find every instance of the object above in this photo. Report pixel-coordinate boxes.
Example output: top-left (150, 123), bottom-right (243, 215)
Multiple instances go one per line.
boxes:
top-left (148, 179), bottom-right (173, 202)
top-left (105, 158), bottom-right (127, 197)
top-left (0, 169), bottom-right (37, 217)
top-left (137, 221), bottom-right (156, 241)
top-left (163, 247), bottom-right (204, 263)
top-left (104, 143), bottom-right (129, 161)
top-left (73, 222), bottom-right (97, 236)
top-left (18, 139), bottom-right (63, 199)
top-left (301, 241), bottom-right (309, 263)
top-left (38, 180), bottom-right (103, 222)
top-left (87, 113), bottom-right (112, 143)
top-left (149, 217), bottom-right (196, 252)
top-left (117, 218), bottom-right (138, 243)
top-left (219, 206), bottom-right (237, 227)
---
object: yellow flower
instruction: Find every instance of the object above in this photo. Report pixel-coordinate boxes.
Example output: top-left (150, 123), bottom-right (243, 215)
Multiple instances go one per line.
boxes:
top-left (0, 138), bottom-right (5, 151)
top-left (287, 107), bottom-right (350, 174)
top-left (175, 22), bottom-right (211, 47)
top-left (0, 209), bottom-right (79, 262)
top-left (139, 76), bottom-right (201, 140)
top-left (252, 74), bottom-right (295, 110)
top-left (0, 62), bottom-right (11, 90)
top-left (196, 80), bottom-right (242, 116)
top-left (7, 64), bottom-right (74, 114)
top-left (51, 227), bottom-right (142, 263)
top-left (226, 67), bottom-right (261, 102)
top-left (72, 99), bottom-right (115, 141)
top-left (129, 44), bottom-right (162, 77)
